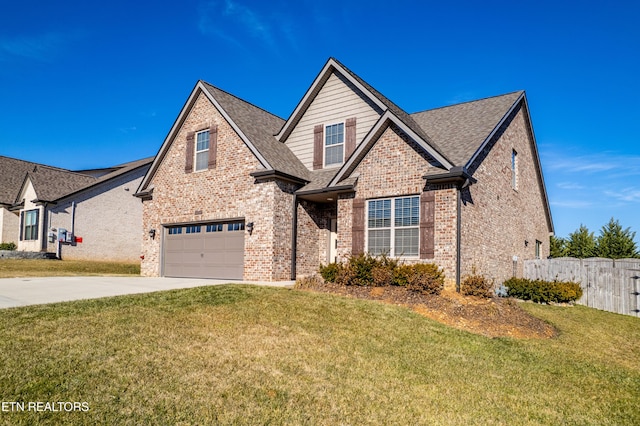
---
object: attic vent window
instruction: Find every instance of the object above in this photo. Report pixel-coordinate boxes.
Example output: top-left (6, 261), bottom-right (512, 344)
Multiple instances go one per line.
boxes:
top-left (324, 123), bottom-right (344, 166)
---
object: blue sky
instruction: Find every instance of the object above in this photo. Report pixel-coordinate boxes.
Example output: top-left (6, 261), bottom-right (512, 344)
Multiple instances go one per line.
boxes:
top-left (1, 0), bottom-right (639, 242)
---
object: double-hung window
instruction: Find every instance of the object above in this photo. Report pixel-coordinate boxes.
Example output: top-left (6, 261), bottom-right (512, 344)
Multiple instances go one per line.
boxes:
top-left (195, 130), bottom-right (210, 171)
top-left (23, 209), bottom-right (39, 241)
top-left (367, 196), bottom-right (419, 257)
top-left (324, 123), bottom-right (344, 166)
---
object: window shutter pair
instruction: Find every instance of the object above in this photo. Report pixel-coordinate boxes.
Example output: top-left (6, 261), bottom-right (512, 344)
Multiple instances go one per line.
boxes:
top-left (312, 117), bottom-right (357, 170)
top-left (185, 125), bottom-right (217, 173)
top-left (350, 192), bottom-right (435, 259)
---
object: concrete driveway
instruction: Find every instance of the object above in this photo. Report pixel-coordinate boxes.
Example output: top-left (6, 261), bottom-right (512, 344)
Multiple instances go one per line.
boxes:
top-left (0, 276), bottom-right (294, 309)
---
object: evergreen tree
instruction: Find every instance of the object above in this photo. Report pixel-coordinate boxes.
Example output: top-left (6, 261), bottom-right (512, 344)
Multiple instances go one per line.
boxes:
top-left (566, 225), bottom-right (596, 258)
top-left (549, 235), bottom-right (568, 258)
top-left (595, 218), bottom-right (639, 259)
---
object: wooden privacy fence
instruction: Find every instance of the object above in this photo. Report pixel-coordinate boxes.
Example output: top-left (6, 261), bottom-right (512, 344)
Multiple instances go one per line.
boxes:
top-left (523, 258), bottom-right (640, 317)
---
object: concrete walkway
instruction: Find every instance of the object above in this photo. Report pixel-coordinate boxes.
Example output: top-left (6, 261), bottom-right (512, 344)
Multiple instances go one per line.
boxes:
top-left (0, 276), bottom-right (295, 309)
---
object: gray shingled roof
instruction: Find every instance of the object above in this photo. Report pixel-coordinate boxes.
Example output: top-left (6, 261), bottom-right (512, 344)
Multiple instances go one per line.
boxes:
top-left (0, 155), bottom-right (153, 206)
top-left (0, 156), bottom-right (53, 205)
top-left (331, 58), bottom-right (452, 165)
top-left (202, 82), bottom-right (310, 181)
top-left (23, 167), bottom-right (97, 203)
top-left (411, 91), bottom-right (523, 166)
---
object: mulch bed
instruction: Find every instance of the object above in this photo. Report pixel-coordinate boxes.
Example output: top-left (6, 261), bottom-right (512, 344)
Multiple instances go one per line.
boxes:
top-left (299, 282), bottom-right (557, 339)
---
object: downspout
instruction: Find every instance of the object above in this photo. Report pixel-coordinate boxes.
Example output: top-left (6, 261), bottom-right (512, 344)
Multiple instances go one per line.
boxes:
top-left (456, 177), bottom-right (473, 293)
top-left (40, 203), bottom-right (48, 252)
top-left (71, 201), bottom-right (76, 245)
top-left (290, 194), bottom-right (298, 280)
top-left (456, 188), bottom-right (462, 292)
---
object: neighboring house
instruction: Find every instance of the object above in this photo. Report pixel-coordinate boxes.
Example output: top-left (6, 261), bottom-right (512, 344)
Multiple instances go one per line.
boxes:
top-left (136, 58), bottom-right (553, 285)
top-left (1, 156), bottom-right (152, 262)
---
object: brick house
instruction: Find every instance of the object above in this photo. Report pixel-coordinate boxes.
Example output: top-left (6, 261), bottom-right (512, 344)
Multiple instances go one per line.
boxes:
top-left (1, 156), bottom-right (152, 262)
top-left (136, 58), bottom-right (553, 285)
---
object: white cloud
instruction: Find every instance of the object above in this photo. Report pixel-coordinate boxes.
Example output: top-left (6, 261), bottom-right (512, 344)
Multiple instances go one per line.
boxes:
top-left (550, 200), bottom-right (594, 208)
top-left (0, 32), bottom-right (68, 62)
top-left (556, 182), bottom-right (585, 190)
top-left (603, 188), bottom-right (640, 203)
top-left (197, 0), bottom-right (296, 55)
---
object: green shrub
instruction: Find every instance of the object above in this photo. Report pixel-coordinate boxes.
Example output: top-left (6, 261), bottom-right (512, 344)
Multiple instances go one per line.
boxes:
top-left (346, 253), bottom-right (380, 286)
top-left (317, 255), bottom-right (445, 294)
top-left (0, 242), bottom-right (17, 251)
top-left (371, 266), bottom-right (394, 287)
top-left (319, 262), bottom-right (341, 283)
top-left (399, 263), bottom-right (445, 295)
top-left (461, 274), bottom-right (493, 298)
top-left (504, 277), bottom-right (583, 304)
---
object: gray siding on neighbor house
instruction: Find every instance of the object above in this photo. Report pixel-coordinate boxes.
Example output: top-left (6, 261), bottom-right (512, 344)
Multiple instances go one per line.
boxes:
top-left (286, 72), bottom-right (383, 169)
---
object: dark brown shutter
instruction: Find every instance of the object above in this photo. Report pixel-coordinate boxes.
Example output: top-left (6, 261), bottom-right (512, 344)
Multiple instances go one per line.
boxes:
top-left (185, 132), bottom-right (195, 173)
top-left (34, 210), bottom-right (39, 241)
top-left (208, 125), bottom-right (218, 169)
top-left (19, 211), bottom-right (24, 241)
top-left (352, 198), bottom-right (365, 255)
top-left (345, 117), bottom-right (356, 160)
top-left (420, 192), bottom-right (435, 259)
top-left (313, 124), bottom-right (324, 170)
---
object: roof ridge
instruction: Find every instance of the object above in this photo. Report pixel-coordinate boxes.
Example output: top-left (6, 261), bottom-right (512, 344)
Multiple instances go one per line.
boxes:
top-left (411, 90), bottom-right (524, 115)
top-left (0, 155), bottom-right (71, 172)
top-left (200, 80), bottom-right (285, 122)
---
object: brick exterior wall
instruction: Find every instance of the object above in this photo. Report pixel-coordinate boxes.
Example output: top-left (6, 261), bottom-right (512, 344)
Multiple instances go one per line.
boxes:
top-left (295, 200), bottom-right (334, 276)
top-left (461, 104), bottom-right (551, 284)
top-left (0, 208), bottom-right (19, 245)
top-left (338, 124), bottom-right (459, 280)
top-left (140, 92), bottom-right (295, 281)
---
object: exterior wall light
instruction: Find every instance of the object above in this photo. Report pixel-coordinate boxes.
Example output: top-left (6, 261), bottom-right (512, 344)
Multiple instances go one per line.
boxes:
top-left (246, 222), bottom-right (254, 235)
top-left (149, 228), bottom-right (156, 239)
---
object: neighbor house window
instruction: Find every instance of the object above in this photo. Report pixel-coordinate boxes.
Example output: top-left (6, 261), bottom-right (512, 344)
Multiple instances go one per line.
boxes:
top-left (23, 209), bottom-right (39, 241)
top-left (367, 196), bottom-right (419, 257)
top-left (325, 123), bottom-right (344, 166)
top-left (195, 130), bottom-right (210, 171)
top-left (535, 240), bottom-right (542, 259)
top-left (511, 149), bottom-right (518, 190)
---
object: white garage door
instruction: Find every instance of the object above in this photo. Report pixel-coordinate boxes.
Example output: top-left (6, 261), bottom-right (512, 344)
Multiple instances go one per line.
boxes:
top-left (163, 221), bottom-right (245, 279)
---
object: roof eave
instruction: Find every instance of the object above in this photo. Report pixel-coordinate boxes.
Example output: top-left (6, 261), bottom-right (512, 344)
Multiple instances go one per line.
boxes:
top-left (250, 169), bottom-right (309, 185)
top-left (328, 111), bottom-right (454, 187)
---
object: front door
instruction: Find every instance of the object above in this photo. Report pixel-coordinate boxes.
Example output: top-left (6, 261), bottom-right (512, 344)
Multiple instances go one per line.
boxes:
top-left (328, 218), bottom-right (337, 264)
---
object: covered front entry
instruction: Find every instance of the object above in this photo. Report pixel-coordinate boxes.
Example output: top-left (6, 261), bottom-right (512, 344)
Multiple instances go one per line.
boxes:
top-left (163, 221), bottom-right (245, 279)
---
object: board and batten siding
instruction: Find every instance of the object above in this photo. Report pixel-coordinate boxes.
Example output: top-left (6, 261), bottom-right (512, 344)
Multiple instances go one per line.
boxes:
top-left (286, 72), bottom-right (383, 169)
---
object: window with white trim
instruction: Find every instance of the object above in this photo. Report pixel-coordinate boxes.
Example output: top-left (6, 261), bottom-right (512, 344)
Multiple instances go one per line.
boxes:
top-left (195, 130), bottom-right (210, 171)
top-left (23, 209), bottom-right (39, 241)
top-left (367, 196), bottom-right (419, 257)
top-left (324, 122), bottom-right (344, 166)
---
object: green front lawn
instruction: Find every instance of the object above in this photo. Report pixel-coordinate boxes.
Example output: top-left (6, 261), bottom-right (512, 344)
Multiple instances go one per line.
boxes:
top-left (0, 259), bottom-right (140, 278)
top-left (0, 285), bottom-right (638, 425)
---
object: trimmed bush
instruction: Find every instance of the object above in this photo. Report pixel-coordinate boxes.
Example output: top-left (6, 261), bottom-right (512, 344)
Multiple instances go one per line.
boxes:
top-left (504, 277), bottom-right (583, 304)
top-left (0, 242), bottom-right (17, 251)
top-left (404, 263), bottom-right (445, 295)
top-left (461, 274), bottom-right (493, 298)
top-left (318, 255), bottom-right (445, 295)
top-left (319, 262), bottom-right (341, 283)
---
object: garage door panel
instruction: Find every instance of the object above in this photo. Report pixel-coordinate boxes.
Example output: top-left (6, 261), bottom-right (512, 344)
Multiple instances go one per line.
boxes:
top-left (163, 222), bottom-right (244, 279)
